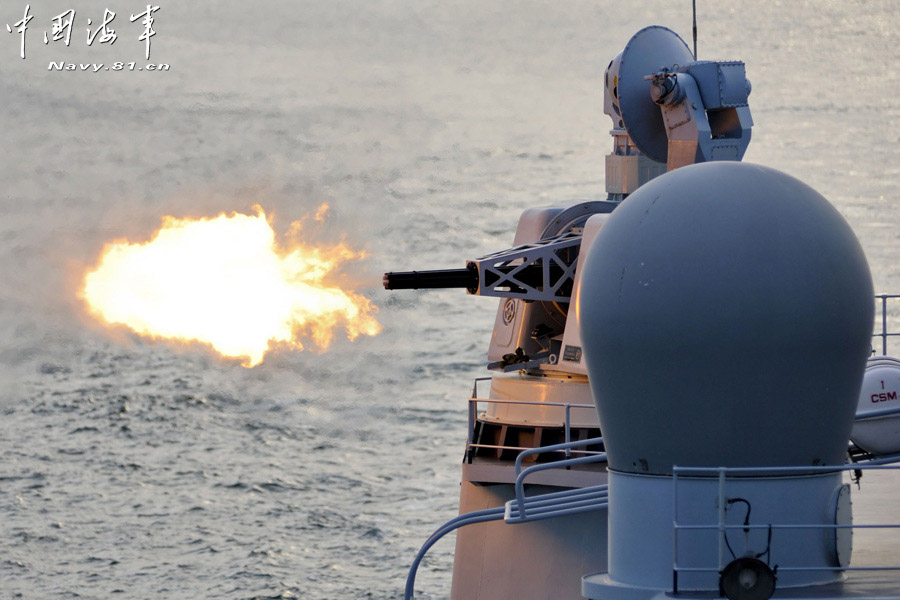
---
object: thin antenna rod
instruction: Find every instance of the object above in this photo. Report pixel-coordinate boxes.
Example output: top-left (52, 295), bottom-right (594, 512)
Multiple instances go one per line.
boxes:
top-left (692, 0), bottom-right (698, 59)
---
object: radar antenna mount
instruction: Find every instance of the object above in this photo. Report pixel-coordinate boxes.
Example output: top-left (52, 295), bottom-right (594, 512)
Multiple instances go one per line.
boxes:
top-left (604, 26), bottom-right (753, 200)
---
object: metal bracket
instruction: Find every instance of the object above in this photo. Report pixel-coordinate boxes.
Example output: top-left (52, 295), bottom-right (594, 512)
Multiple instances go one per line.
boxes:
top-left (469, 231), bottom-right (583, 302)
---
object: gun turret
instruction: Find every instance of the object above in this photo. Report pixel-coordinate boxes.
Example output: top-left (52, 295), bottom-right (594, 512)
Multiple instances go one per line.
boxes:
top-left (383, 203), bottom-right (616, 373)
top-left (383, 201), bottom-right (613, 304)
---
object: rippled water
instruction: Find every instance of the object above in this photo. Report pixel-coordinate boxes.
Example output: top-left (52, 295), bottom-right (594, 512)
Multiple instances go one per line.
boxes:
top-left (2, 1), bottom-right (900, 598)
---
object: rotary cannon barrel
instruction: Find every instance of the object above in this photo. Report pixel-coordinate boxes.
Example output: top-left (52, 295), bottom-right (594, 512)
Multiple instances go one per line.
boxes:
top-left (384, 262), bottom-right (552, 297)
top-left (383, 267), bottom-right (479, 292)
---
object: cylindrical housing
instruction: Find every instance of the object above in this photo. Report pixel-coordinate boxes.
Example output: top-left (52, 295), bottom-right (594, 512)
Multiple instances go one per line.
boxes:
top-left (581, 470), bottom-right (847, 595)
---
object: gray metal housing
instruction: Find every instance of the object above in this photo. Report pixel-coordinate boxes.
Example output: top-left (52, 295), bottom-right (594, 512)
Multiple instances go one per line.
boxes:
top-left (576, 161), bottom-right (874, 475)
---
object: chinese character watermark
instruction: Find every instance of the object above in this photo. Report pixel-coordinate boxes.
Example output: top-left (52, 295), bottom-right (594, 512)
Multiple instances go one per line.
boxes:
top-left (86, 9), bottom-right (117, 46)
top-left (130, 5), bottom-right (159, 60)
top-left (6, 4), bottom-right (33, 59)
top-left (43, 9), bottom-right (75, 47)
top-left (5, 5), bottom-right (160, 60)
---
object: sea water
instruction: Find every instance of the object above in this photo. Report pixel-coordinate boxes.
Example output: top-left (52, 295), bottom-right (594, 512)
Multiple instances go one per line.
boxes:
top-left (1, 1), bottom-right (899, 598)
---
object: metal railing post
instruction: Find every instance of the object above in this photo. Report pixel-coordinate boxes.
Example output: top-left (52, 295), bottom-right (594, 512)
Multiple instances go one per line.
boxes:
top-left (565, 404), bottom-right (572, 459)
top-left (673, 466), bottom-right (680, 593)
top-left (717, 467), bottom-right (726, 573)
top-left (467, 399), bottom-right (475, 447)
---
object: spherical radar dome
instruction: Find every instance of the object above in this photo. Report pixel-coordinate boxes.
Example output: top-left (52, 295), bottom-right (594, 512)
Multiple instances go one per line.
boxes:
top-left (576, 162), bottom-right (874, 475)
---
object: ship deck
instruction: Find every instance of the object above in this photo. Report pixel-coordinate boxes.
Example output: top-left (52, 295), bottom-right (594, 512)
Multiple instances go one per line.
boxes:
top-left (773, 572), bottom-right (900, 598)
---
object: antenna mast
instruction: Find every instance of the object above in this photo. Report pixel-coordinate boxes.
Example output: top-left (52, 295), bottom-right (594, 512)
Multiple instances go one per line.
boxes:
top-left (692, 0), bottom-right (698, 58)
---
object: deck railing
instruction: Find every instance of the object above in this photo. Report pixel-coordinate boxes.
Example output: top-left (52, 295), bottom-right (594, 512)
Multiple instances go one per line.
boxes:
top-left (466, 377), bottom-right (602, 460)
top-left (874, 294), bottom-right (900, 356)
top-left (671, 463), bottom-right (900, 593)
top-left (405, 435), bottom-right (608, 600)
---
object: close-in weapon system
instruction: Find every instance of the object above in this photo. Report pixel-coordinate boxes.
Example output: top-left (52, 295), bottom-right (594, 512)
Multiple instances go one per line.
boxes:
top-left (384, 26), bottom-right (753, 374)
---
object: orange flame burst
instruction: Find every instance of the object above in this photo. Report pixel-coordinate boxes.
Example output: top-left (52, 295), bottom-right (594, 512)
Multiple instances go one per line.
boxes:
top-left (80, 206), bottom-right (381, 367)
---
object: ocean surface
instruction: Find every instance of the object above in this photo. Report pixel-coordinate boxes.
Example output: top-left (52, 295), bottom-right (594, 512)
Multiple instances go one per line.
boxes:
top-left (2, 1), bottom-right (900, 598)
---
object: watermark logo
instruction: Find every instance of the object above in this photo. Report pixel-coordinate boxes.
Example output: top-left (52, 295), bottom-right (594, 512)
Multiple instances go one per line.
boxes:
top-left (130, 5), bottom-right (160, 60)
top-left (87, 9), bottom-right (118, 47)
top-left (5, 4), bottom-right (164, 69)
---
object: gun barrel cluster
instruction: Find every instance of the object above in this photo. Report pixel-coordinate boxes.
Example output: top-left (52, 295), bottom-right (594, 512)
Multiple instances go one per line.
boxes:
top-left (383, 267), bottom-right (479, 292)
